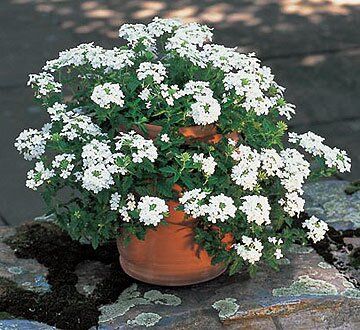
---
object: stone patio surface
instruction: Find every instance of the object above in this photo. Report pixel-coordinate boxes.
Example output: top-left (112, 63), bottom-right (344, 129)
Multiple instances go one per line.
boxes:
top-left (0, 180), bottom-right (359, 329)
top-left (0, 0), bottom-right (359, 226)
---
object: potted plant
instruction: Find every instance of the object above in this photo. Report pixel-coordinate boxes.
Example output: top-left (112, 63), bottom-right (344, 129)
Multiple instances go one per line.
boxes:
top-left (16, 18), bottom-right (351, 286)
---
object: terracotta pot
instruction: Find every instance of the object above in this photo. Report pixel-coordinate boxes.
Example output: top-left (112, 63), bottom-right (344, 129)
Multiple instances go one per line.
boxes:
top-left (117, 200), bottom-right (228, 286)
top-left (117, 125), bottom-right (238, 285)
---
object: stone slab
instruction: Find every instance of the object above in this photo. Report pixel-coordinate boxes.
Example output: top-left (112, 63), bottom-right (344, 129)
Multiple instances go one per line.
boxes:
top-left (0, 319), bottom-right (56, 330)
top-left (94, 246), bottom-right (360, 329)
top-left (0, 227), bottom-right (50, 293)
top-left (1, 217), bottom-right (360, 328)
top-left (304, 180), bottom-right (360, 231)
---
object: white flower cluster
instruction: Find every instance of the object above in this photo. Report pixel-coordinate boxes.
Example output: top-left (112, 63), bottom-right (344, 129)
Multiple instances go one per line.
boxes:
top-left (52, 153), bottom-right (75, 179)
top-left (289, 131), bottom-right (351, 173)
top-left (47, 102), bottom-right (68, 121)
top-left (302, 216), bottom-right (329, 243)
top-left (119, 18), bottom-right (181, 48)
top-left (159, 84), bottom-right (180, 106)
top-left (192, 153), bottom-right (217, 176)
top-left (201, 44), bottom-right (243, 73)
top-left (231, 145), bottom-right (261, 190)
top-left (81, 139), bottom-right (126, 193)
top-left (179, 189), bottom-right (208, 218)
top-left (91, 83), bottom-right (125, 109)
top-left (15, 127), bottom-right (50, 161)
top-left (61, 113), bottom-right (104, 141)
top-left (206, 194), bottom-right (237, 223)
top-left (240, 195), bottom-right (271, 226)
top-left (110, 192), bottom-right (136, 222)
top-left (137, 196), bottom-right (169, 226)
top-left (278, 148), bottom-right (310, 216)
top-left (115, 131), bottom-right (158, 163)
top-left (26, 161), bottom-right (55, 190)
top-left (177, 81), bottom-right (221, 125)
top-left (179, 189), bottom-right (236, 223)
top-left (43, 43), bottom-right (136, 72)
top-left (233, 236), bottom-right (263, 264)
top-left (137, 62), bottom-right (167, 84)
top-left (260, 148), bottom-right (284, 176)
top-left (230, 145), bottom-right (311, 217)
top-left (166, 23), bottom-right (213, 67)
top-left (27, 72), bottom-right (62, 98)
top-left (268, 237), bottom-right (284, 259)
top-left (223, 70), bottom-right (277, 116)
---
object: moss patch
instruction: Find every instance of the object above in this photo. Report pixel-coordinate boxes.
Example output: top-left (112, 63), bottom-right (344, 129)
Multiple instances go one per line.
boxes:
top-left (0, 222), bottom-right (134, 330)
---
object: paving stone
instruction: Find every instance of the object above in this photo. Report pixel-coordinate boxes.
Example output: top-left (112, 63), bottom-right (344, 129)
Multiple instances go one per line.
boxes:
top-left (267, 48), bottom-right (360, 128)
top-left (0, 319), bottom-right (56, 330)
top-left (0, 227), bottom-right (50, 293)
top-left (304, 180), bottom-right (360, 231)
top-left (94, 247), bottom-right (360, 329)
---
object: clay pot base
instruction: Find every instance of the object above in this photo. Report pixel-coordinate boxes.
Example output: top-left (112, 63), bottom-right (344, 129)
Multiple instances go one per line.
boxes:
top-left (119, 255), bottom-right (226, 286)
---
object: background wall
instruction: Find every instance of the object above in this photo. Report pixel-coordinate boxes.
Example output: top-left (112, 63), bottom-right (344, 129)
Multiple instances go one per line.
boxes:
top-left (1, 0), bottom-right (359, 225)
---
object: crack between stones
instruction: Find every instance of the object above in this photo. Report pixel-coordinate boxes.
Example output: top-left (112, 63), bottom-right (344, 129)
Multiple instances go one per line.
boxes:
top-left (272, 316), bottom-right (284, 330)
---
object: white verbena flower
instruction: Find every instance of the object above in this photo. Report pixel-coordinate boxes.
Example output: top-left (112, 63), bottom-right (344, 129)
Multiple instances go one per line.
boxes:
top-left (116, 131), bottom-right (158, 163)
top-left (231, 145), bottom-right (261, 191)
top-left (61, 113), bottom-right (104, 141)
top-left (91, 83), bottom-right (125, 109)
top-left (26, 161), bottom-right (55, 190)
top-left (15, 128), bottom-right (50, 161)
top-left (240, 195), bottom-right (271, 226)
top-left (137, 196), bottom-right (169, 226)
top-left (82, 163), bottom-right (114, 194)
top-left (193, 153), bottom-right (217, 176)
top-left (179, 188), bottom-right (208, 218)
top-left (302, 216), bottom-right (328, 243)
top-left (27, 72), bottom-right (61, 98)
top-left (160, 134), bottom-right (170, 143)
top-left (110, 192), bottom-right (121, 211)
top-left (52, 153), bottom-right (76, 179)
top-left (279, 192), bottom-right (305, 217)
top-left (233, 236), bottom-right (263, 264)
top-left (205, 194), bottom-right (237, 223)
top-left (289, 131), bottom-right (351, 173)
top-left (260, 148), bottom-right (283, 177)
top-left (137, 62), bottom-right (167, 84)
top-left (278, 148), bottom-right (310, 194)
top-left (47, 102), bottom-right (69, 121)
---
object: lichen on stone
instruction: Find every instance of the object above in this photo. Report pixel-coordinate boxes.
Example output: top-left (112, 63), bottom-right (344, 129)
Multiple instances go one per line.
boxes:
top-left (288, 244), bottom-right (314, 254)
top-left (99, 284), bottom-right (150, 323)
top-left (127, 312), bottom-right (162, 327)
top-left (143, 290), bottom-right (182, 306)
top-left (212, 298), bottom-right (239, 319)
top-left (272, 275), bottom-right (338, 297)
top-left (341, 288), bottom-right (360, 299)
top-left (21, 275), bottom-right (51, 293)
top-left (7, 266), bottom-right (24, 275)
top-left (318, 262), bottom-right (332, 269)
top-left (99, 284), bottom-right (182, 323)
top-left (278, 258), bottom-right (291, 265)
top-left (342, 280), bottom-right (355, 288)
